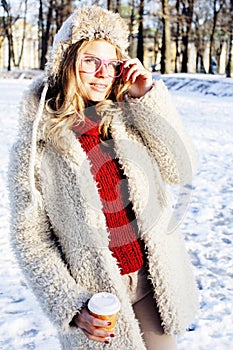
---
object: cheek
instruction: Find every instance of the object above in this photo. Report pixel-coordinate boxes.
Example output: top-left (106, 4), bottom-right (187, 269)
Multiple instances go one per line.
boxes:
top-left (79, 72), bottom-right (91, 85)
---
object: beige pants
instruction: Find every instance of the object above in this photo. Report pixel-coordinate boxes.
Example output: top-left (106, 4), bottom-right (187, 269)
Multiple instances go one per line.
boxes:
top-left (121, 267), bottom-right (177, 350)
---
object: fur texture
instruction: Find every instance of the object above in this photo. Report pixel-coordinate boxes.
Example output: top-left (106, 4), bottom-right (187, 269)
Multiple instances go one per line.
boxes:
top-left (8, 76), bottom-right (199, 349)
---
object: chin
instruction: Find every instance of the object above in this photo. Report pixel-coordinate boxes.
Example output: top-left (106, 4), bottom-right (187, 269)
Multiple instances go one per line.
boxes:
top-left (85, 88), bottom-right (111, 102)
top-left (88, 94), bottom-right (107, 102)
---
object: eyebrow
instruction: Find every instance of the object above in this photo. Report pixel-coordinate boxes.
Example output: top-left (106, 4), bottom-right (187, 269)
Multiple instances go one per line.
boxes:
top-left (83, 53), bottom-right (119, 60)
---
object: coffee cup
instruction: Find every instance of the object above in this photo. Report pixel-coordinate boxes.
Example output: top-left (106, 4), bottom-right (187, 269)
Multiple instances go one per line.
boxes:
top-left (88, 292), bottom-right (121, 332)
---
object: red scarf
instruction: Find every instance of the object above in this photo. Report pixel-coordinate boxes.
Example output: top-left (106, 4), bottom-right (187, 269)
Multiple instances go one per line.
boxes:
top-left (72, 107), bottom-right (145, 275)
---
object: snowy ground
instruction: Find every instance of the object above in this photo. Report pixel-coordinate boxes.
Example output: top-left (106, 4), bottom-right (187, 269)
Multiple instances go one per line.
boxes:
top-left (0, 74), bottom-right (233, 349)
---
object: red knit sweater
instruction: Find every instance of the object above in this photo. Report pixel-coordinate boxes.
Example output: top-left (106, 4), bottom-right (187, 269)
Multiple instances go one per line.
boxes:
top-left (72, 107), bottom-right (145, 275)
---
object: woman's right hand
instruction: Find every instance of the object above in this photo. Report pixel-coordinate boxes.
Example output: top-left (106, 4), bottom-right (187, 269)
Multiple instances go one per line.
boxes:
top-left (73, 307), bottom-right (114, 344)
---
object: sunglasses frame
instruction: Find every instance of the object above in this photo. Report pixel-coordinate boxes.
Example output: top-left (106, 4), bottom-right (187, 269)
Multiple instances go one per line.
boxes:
top-left (80, 54), bottom-right (124, 78)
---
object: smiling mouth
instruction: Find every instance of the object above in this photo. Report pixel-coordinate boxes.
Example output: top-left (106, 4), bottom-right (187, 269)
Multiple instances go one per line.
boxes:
top-left (90, 83), bottom-right (108, 91)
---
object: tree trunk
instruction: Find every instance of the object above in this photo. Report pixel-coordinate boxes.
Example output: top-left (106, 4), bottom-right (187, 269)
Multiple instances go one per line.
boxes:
top-left (196, 51), bottom-right (206, 73)
top-left (107, 0), bottom-right (114, 11)
top-left (129, 0), bottom-right (135, 58)
top-left (1, 0), bottom-right (14, 71)
top-left (137, 0), bottom-right (144, 64)
top-left (14, 0), bottom-right (28, 67)
top-left (55, 0), bottom-right (72, 30)
top-left (39, 0), bottom-right (54, 70)
top-left (181, 34), bottom-right (189, 72)
top-left (153, 28), bottom-right (160, 70)
top-left (226, 33), bottom-right (233, 77)
top-left (180, 0), bottom-right (194, 73)
top-left (208, 0), bottom-right (225, 74)
top-left (38, 0), bottom-right (45, 70)
top-left (61, 0), bottom-right (72, 21)
top-left (208, 2), bottom-right (218, 74)
top-left (216, 40), bottom-right (224, 73)
top-left (175, 0), bottom-right (180, 73)
top-left (116, 0), bottom-right (121, 13)
top-left (7, 36), bottom-right (11, 71)
top-left (226, 0), bottom-right (233, 77)
top-left (161, 0), bottom-right (171, 74)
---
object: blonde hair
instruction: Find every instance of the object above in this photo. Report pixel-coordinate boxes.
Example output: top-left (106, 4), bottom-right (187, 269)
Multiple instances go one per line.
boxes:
top-left (44, 39), bottom-right (129, 153)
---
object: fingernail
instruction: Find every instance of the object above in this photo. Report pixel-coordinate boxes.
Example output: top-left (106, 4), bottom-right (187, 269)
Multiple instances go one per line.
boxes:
top-left (105, 340), bottom-right (110, 344)
top-left (110, 333), bottom-right (115, 337)
top-left (107, 321), bottom-right (111, 325)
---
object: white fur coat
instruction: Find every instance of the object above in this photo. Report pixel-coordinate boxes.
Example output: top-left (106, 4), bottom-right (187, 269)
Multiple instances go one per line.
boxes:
top-left (8, 76), bottom-right (199, 350)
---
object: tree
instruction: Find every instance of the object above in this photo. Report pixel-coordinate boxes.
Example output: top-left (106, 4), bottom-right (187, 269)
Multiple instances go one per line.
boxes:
top-left (160, 0), bottom-right (171, 74)
top-left (193, 1), bottom-right (209, 73)
top-left (226, 0), bottom-right (233, 77)
top-left (180, 0), bottom-right (195, 73)
top-left (208, 0), bottom-right (225, 74)
top-left (1, 0), bottom-right (15, 70)
top-left (153, 23), bottom-right (160, 71)
top-left (107, 0), bottom-right (114, 11)
top-left (38, 0), bottom-right (73, 70)
top-left (174, 0), bottom-right (181, 72)
top-left (107, 0), bottom-right (121, 13)
top-left (128, 0), bottom-right (136, 57)
top-left (137, 0), bottom-right (144, 64)
top-left (116, 0), bottom-right (121, 13)
top-left (38, 0), bottom-right (53, 70)
top-left (14, 0), bottom-right (28, 68)
top-left (55, 0), bottom-right (72, 30)
top-left (1, 0), bottom-right (14, 71)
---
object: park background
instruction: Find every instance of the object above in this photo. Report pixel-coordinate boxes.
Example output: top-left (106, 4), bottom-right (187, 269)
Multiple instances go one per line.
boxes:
top-left (0, 0), bottom-right (233, 76)
top-left (0, 1), bottom-right (233, 349)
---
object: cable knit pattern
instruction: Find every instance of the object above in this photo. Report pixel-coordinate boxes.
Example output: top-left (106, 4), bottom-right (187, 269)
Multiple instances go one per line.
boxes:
top-left (8, 74), bottom-right (199, 349)
top-left (73, 111), bottom-right (145, 275)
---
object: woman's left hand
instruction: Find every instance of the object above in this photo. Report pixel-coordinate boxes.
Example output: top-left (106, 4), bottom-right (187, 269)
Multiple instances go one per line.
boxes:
top-left (123, 58), bottom-right (153, 98)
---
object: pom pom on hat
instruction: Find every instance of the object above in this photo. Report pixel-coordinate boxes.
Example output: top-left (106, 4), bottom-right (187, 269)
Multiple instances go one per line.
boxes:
top-left (46, 5), bottom-right (129, 84)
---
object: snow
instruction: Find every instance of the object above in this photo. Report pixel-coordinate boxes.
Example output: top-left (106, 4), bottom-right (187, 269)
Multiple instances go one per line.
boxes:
top-left (1, 74), bottom-right (233, 349)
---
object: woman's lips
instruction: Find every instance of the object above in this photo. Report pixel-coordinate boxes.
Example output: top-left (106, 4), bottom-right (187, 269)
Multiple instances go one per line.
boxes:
top-left (90, 83), bottom-right (108, 92)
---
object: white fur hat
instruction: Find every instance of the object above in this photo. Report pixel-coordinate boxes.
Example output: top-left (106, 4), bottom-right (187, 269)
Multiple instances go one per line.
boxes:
top-left (46, 5), bottom-right (129, 83)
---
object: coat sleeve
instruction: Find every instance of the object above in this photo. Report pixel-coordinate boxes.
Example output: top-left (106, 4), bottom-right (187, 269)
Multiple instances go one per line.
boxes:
top-left (7, 79), bottom-right (92, 332)
top-left (125, 79), bottom-right (197, 185)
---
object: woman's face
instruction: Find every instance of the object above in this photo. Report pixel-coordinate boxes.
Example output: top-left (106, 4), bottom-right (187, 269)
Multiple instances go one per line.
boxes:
top-left (78, 40), bottom-right (119, 102)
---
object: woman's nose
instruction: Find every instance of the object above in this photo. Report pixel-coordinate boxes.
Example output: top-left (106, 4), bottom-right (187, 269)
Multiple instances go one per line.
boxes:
top-left (95, 63), bottom-right (109, 77)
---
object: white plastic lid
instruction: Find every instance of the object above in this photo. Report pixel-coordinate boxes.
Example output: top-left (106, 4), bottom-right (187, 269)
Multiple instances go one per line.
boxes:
top-left (88, 292), bottom-right (121, 315)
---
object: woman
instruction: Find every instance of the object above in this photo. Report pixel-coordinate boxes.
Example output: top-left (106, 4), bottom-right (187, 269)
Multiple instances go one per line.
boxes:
top-left (8, 5), bottom-right (198, 350)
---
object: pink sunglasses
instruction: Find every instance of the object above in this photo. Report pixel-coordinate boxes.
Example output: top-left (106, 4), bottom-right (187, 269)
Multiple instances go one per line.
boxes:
top-left (80, 54), bottom-right (124, 78)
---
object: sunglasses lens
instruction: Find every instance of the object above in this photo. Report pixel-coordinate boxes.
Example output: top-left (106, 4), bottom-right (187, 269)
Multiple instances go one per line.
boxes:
top-left (81, 56), bottom-right (123, 77)
top-left (81, 56), bottom-right (101, 73)
top-left (107, 61), bottom-right (123, 77)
